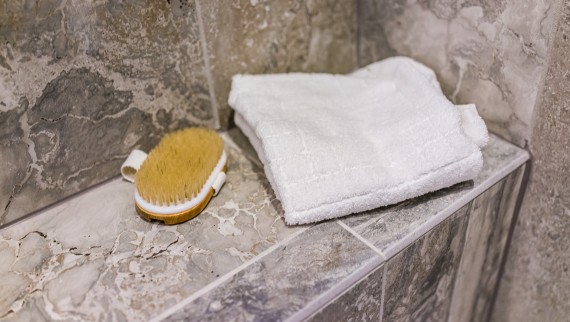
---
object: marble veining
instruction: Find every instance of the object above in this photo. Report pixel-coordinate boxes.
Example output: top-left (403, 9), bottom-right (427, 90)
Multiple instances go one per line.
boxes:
top-left (0, 130), bottom-right (529, 321)
top-left (0, 0), bottom-right (360, 227)
top-left (342, 133), bottom-right (528, 258)
top-left (493, 1), bottom-right (570, 320)
top-left (383, 204), bottom-right (470, 322)
top-left (199, 0), bottom-right (357, 129)
top-left (357, 0), bottom-right (559, 146)
top-left (163, 222), bottom-right (381, 322)
top-left (308, 264), bottom-right (384, 322)
top-left (0, 0), bottom-right (213, 225)
top-left (0, 135), bottom-right (300, 321)
top-left (449, 167), bottom-right (525, 322)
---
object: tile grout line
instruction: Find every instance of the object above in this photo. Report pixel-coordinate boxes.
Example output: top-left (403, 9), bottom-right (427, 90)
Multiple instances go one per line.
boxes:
top-left (285, 220), bottom-right (387, 322)
top-left (296, 262), bottom-right (386, 322)
top-left (336, 220), bottom-right (387, 260)
top-left (285, 253), bottom-right (385, 322)
top-left (194, 0), bottom-right (221, 129)
top-left (380, 264), bottom-right (387, 322)
top-left (150, 226), bottom-right (310, 322)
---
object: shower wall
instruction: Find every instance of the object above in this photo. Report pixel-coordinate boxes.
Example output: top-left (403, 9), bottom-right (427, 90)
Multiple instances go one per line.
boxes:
top-left (357, 0), bottom-right (559, 147)
top-left (492, 1), bottom-right (570, 320)
top-left (357, 0), bottom-right (570, 320)
top-left (0, 0), bottom-right (356, 225)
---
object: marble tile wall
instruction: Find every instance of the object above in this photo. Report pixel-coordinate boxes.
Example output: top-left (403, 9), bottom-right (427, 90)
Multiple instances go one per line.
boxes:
top-left (382, 204), bottom-right (470, 322)
top-left (449, 166), bottom-right (524, 322)
top-left (492, 1), bottom-right (570, 320)
top-left (303, 169), bottom-right (525, 322)
top-left (357, 0), bottom-right (560, 147)
top-left (308, 264), bottom-right (384, 322)
top-left (199, 0), bottom-right (357, 129)
top-left (0, 0), bottom-right (212, 225)
top-left (164, 222), bottom-right (382, 321)
top-left (0, 0), bottom-right (358, 226)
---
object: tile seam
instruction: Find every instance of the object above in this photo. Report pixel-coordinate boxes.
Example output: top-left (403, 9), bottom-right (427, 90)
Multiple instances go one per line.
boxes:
top-left (194, 0), bottom-right (220, 129)
top-left (150, 225), bottom-right (310, 322)
top-left (301, 263), bottom-right (386, 322)
top-left (285, 254), bottom-right (385, 322)
top-left (380, 264), bottom-right (387, 322)
top-left (337, 220), bottom-right (387, 260)
top-left (284, 221), bottom-right (386, 322)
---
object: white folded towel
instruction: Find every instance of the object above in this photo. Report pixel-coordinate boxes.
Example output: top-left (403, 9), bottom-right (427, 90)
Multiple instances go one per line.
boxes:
top-left (229, 57), bottom-right (488, 225)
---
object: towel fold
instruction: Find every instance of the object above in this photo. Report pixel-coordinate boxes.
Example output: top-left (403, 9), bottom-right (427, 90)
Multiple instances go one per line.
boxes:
top-left (229, 57), bottom-right (488, 225)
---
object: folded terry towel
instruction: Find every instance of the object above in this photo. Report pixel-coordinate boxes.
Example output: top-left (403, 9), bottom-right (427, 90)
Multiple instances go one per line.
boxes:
top-left (229, 57), bottom-right (488, 225)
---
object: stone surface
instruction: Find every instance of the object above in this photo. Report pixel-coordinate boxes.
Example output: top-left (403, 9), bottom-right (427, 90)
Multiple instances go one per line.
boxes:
top-left (200, 0), bottom-right (357, 129)
top-left (383, 204), bottom-right (470, 322)
top-left (0, 135), bottom-right (301, 321)
top-left (164, 222), bottom-right (381, 322)
top-left (342, 133), bottom-right (528, 258)
top-left (492, 1), bottom-right (570, 320)
top-left (0, 0), bottom-right (214, 225)
top-left (449, 167), bottom-right (524, 322)
top-left (308, 264), bottom-right (384, 322)
top-left (0, 129), bottom-right (528, 321)
top-left (357, 0), bottom-right (560, 147)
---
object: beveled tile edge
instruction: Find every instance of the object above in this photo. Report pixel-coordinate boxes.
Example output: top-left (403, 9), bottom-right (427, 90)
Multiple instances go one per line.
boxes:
top-left (382, 150), bottom-right (529, 259)
top-left (195, 0), bottom-right (220, 129)
top-left (303, 260), bottom-right (386, 322)
top-left (486, 164), bottom-right (530, 322)
top-left (285, 252), bottom-right (385, 321)
top-left (337, 220), bottom-right (387, 259)
top-left (151, 226), bottom-right (311, 322)
top-left (284, 220), bottom-right (386, 322)
top-left (380, 265), bottom-right (387, 322)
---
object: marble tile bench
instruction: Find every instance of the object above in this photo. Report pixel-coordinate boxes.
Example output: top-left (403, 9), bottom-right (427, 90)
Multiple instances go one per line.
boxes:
top-left (0, 128), bottom-right (528, 322)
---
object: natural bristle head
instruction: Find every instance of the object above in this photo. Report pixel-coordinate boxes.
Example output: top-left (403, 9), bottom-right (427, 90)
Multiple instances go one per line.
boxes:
top-left (135, 128), bottom-right (224, 206)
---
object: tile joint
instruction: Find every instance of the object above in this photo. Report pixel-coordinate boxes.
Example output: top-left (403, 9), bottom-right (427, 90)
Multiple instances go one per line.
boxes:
top-left (194, 0), bottom-right (221, 129)
top-left (150, 226), bottom-right (310, 322)
top-left (336, 220), bottom-right (387, 260)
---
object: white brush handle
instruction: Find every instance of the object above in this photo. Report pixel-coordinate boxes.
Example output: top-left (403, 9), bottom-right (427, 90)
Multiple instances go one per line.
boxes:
top-left (212, 172), bottom-right (227, 196)
top-left (120, 149), bottom-right (148, 183)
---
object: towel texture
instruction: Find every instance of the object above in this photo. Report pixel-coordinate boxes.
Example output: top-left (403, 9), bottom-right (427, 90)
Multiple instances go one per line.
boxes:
top-left (229, 57), bottom-right (488, 225)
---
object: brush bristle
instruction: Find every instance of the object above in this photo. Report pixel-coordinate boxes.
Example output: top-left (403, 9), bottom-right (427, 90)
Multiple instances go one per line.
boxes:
top-left (135, 128), bottom-right (224, 206)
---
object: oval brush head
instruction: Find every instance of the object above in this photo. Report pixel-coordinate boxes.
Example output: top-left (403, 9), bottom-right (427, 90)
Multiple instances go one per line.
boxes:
top-left (134, 128), bottom-right (227, 224)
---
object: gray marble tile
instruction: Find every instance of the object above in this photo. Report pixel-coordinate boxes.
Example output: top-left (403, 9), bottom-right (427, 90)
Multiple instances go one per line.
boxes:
top-left (163, 222), bottom-right (382, 322)
top-left (0, 0), bottom-right (214, 225)
top-left (341, 134), bottom-right (528, 258)
top-left (308, 264), bottom-right (384, 322)
top-left (493, 1), bottom-right (570, 320)
top-left (448, 167), bottom-right (525, 322)
top-left (0, 136), bottom-right (301, 321)
top-left (383, 204), bottom-right (470, 322)
top-left (357, 0), bottom-right (559, 146)
top-left (199, 0), bottom-right (358, 129)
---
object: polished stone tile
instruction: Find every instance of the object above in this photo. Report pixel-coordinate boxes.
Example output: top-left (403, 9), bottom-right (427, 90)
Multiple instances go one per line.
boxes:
top-left (0, 136), bottom-right (301, 321)
top-left (357, 0), bottom-right (559, 146)
top-left (383, 204), bottom-right (470, 322)
top-left (199, 0), bottom-right (357, 129)
top-left (493, 1), bottom-right (570, 320)
top-left (164, 222), bottom-right (382, 322)
top-left (0, 0), bottom-right (214, 225)
top-left (308, 264), bottom-right (384, 322)
top-left (449, 166), bottom-right (525, 322)
top-left (341, 134), bottom-right (528, 258)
